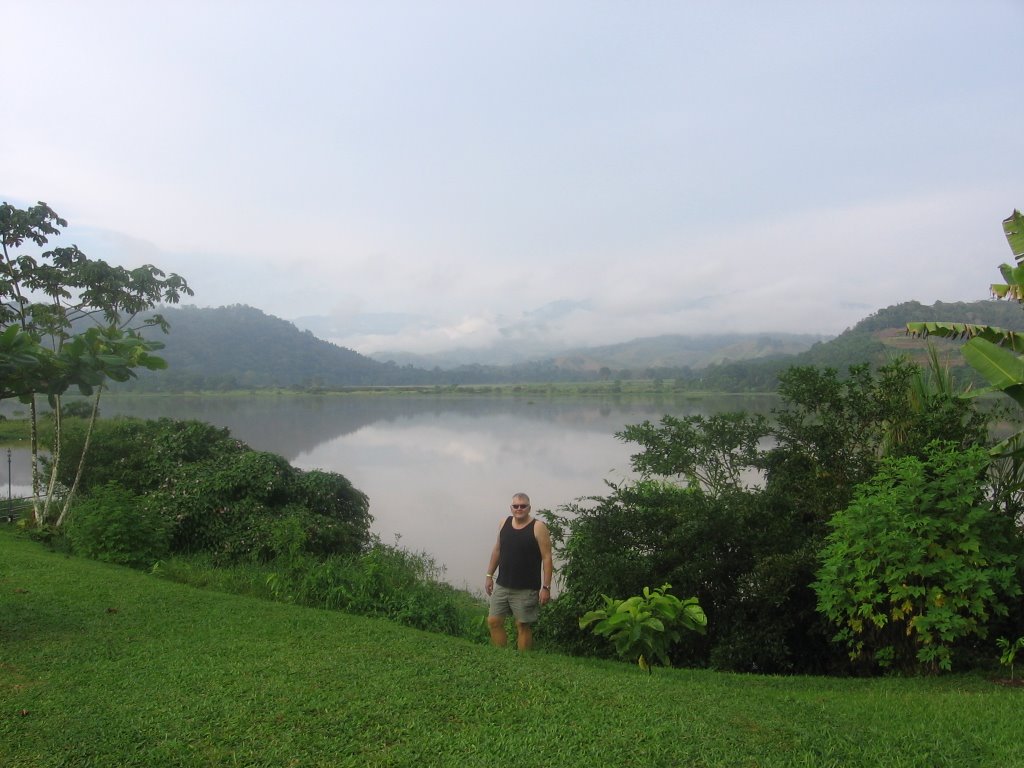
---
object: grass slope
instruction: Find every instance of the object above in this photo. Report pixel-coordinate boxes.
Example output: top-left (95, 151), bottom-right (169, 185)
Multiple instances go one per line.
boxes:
top-left (1, 531), bottom-right (1020, 768)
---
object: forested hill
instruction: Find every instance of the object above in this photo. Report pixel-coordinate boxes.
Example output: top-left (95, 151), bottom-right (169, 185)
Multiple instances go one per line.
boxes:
top-left (798, 299), bottom-right (1024, 368)
top-left (110, 305), bottom-right (829, 392)
top-left (694, 299), bottom-right (1024, 391)
top-left (119, 305), bottom-right (437, 391)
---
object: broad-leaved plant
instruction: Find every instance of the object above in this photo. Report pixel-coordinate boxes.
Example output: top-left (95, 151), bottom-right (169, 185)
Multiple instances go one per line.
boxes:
top-left (579, 583), bottom-right (707, 672)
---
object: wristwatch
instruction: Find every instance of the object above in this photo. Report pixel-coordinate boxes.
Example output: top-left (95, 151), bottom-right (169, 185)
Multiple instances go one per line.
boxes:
top-left (541, 585), bottom-right (550, 591)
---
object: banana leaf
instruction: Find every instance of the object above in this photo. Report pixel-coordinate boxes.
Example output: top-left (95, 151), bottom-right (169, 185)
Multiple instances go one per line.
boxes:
top-left (991, 211), bottom-right (1024, 299)
top-left (906, 321), bottom-right (1024, 354)
top-left (961, 336), bottom-right (1024, 408)
top-left (1004, 209), bottom-right (1024, 262)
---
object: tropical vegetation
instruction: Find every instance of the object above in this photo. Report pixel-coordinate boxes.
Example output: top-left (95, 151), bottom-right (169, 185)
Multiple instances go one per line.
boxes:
top-left (0, 201), bottom-right (191, 526)
top-left (530, 211), bottom-right (1024, 676)
top-left (579, 583), bottom-right (707, 672)
top-left (908, 210), bottom-right (1024, 453)
top-left (539, 358), bottom-right (1020, 675)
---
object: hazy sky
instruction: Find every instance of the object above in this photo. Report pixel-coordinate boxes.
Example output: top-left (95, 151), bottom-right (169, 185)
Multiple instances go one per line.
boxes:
top-left (5, 1), bottom-right (1022, 355)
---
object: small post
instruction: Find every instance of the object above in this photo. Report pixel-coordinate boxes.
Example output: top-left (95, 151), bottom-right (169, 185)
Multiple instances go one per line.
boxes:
top-left (6, 448), bottom-right (11, 520)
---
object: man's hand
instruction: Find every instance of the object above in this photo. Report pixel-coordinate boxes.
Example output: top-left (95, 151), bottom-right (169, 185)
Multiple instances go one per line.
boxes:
top-left (485, 575), bottom-right (494, 596)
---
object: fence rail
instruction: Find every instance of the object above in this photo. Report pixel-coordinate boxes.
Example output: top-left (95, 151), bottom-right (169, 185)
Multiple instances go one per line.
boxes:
top-left (1, 498), bottom-right (34, 523)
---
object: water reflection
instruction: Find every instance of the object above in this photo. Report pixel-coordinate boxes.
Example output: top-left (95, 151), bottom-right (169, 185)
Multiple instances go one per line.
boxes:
top-left (4, 393), bottom-right (775, 589)
top-left (292, 409), bottom-right (641, 590)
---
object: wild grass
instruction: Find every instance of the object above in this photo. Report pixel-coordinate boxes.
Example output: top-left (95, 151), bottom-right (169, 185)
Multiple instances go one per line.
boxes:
top-left (1, 529), bottom-right (1021, 768)
top-left (151, 544), bottom-right (490, 643)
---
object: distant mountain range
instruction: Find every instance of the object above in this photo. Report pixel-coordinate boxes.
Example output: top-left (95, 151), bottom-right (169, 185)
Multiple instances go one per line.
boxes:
top-left (111, 299), bottom-right (1024, 393)
top-left (356, 332), bottom-right (828, 372)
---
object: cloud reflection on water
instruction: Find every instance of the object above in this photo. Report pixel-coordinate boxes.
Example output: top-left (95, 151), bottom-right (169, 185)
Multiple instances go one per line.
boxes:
top-left (5, 394), bottom-right (775, 590)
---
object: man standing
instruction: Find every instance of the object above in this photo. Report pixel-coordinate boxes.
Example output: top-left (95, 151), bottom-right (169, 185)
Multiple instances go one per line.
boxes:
top-left (484, 492), bottom-right (554, 650)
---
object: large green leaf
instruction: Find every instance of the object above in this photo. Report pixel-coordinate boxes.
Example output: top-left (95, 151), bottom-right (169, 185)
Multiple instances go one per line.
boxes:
top-left (906, 321), bottom-right (1024, 353)
top-left (961, 337), bottom-right (1024, 408)
top-left (990, 211), bottom-right (1024, 299)
top-left (1004, 209), bottom-right (1024, 263)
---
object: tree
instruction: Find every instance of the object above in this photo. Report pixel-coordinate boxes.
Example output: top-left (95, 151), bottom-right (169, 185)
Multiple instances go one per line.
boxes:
top-left (617, 411), bottom-right (768, 497)
top-left (0, 201), bottom-right (192, 525)
top-left (767, 360), bottom-right (988, 533)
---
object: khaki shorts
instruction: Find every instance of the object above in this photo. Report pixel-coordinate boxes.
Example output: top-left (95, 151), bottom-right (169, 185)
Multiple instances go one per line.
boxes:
top-left (488, 583), bottom-right (540, 624)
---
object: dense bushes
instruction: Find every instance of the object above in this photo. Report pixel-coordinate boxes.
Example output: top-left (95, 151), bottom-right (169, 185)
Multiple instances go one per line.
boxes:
top-left (47, 415), bottom-right (487, 643)
top-left (66, 482), bottom-right (170, 568)
top-left (814, 442), bottom-right (1022, 673)
top-left (541, 361), bottom-right (1015, 674)
top-left (281, 545), bottom-right (480, 637)
top-left (540, 480), bottom-right (829, 672)
top-left (541, 481), bottom-right (770, 666)
top-left (57, 417), bottom-right (371, 564)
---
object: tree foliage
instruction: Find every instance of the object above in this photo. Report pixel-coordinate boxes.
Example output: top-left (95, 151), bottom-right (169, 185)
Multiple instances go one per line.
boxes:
top-left (618, 412), bottom-right (768, 496)
top-left (55, 417), bottom-right (372, 562)
top-left (541, 358), bottom-right (996, 674)
top-left (0, 200), bottom-right (192, 525)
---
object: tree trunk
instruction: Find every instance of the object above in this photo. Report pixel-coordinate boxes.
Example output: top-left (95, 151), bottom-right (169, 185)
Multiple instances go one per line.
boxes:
top-left (29, 397), bottom-right (42, 526)
top-left (56, 388), bottom-right (103, 528)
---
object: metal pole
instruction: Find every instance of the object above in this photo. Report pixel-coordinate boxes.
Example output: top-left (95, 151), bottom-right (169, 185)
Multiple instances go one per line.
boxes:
top-left (7, 448), bottom-right (11, 520)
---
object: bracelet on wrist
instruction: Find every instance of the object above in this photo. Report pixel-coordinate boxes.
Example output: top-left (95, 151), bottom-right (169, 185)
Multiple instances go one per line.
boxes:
top-left (485, 574), bottom-right (493, 579)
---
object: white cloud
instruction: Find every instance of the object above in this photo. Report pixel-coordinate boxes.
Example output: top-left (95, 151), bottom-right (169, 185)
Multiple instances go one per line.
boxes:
top-left (3, 2), bottom-right (1021, 358)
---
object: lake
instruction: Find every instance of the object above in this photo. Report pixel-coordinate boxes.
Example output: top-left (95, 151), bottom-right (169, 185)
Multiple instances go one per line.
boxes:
top-left (3, 393), bottom-right (775, 590)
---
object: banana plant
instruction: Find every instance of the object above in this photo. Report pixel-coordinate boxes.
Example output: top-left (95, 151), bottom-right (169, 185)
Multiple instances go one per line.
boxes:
top-left (908, 210), bottom-right (1024, 441)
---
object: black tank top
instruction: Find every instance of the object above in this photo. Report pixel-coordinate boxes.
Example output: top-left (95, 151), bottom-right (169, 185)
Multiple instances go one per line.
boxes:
top-left (496, 517), bottom-right (542, 590)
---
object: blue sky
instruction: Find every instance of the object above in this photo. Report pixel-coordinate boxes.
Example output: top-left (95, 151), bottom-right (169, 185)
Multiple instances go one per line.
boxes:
top-left (4, 1), bottom-right (1022, 355)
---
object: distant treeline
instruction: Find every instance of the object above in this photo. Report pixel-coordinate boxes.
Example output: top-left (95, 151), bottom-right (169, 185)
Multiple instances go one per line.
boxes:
top-left (110, 300), bottom-right (1024, 394)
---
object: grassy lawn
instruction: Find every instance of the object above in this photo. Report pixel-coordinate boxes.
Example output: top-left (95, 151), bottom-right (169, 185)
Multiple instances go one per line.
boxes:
top-left (1, 530), bottom-right (1020, 768)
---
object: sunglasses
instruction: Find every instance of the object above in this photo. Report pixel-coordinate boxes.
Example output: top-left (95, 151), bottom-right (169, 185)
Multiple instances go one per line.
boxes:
top-left (511, 504), bottom-right (530, 509)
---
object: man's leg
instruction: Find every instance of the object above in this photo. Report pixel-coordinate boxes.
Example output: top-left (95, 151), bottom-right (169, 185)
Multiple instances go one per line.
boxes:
top-left (487, 614), bottom-right (508, 647)
top-left (516, 621), bottom-right (533, 651)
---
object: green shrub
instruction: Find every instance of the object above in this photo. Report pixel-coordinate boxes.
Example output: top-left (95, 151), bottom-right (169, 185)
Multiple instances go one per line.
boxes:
top-left (708, 545), bottom-right (834, 675)
top-left (814, 442), bottom-right (1022, 673)
top-left (217, 504), bottom-right (368, 565)
top-left (580, 584), bottom-right (707, 672)
top-left (52, 417), bottom-right (241, 494)
top-left (292, 469), bottom-right (371, 555)
top-left (263, 544), bottom-right (487, 640)
top-left (996, 635), bottom-right (1024, 680)
top-left (149, 454), bottom-right (371, 561)
top-left (539, 480), bottom-right (823, 672)
top-left (67, 482), bottom-right (170, 569)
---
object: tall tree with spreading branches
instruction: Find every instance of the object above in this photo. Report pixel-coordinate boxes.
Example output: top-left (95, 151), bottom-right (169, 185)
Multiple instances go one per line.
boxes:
top-left (0, 201), bottom-right (192, 525)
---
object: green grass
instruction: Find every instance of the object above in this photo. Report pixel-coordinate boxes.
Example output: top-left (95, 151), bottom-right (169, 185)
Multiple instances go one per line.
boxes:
top-left (1, 530), bottom-right (1021, 768)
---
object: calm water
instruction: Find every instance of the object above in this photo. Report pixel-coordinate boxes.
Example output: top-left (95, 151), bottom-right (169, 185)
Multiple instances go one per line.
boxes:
top-left (4, 393), bottom-right (775, 589)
